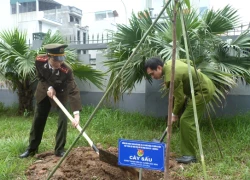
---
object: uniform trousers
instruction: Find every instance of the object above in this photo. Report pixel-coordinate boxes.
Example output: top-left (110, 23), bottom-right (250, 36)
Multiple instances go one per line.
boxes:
top-left (28, 96), bottom-right (67, 154)
top-left (180, 82), bottom-right (215, 156)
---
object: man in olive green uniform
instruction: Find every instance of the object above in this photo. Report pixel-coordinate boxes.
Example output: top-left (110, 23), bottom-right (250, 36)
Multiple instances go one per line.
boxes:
top-left (145, 57), bottom-right (215, 164)
top-left (20, 44), bottom-right (82, 158)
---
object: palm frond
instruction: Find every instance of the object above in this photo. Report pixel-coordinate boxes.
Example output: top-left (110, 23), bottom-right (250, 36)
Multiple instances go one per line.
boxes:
top-left (104, 3), bottom-right (250, 111)
top-left (202, 5), bottom-right (240, 34)
top-left (15, 50), bottom-right (37, 79)
top-left (70, 63), bottom-right (105, 90)
top-left (0, 28), bottom-right (34, 89)
top-left (42, 30), bottom-right (66, 45)
top-left (231, 29), bottom-right (250, 50)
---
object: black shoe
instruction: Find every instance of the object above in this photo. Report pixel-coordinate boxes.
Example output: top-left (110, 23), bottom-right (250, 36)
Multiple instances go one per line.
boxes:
top-left (19, 149), bottom-right (38, 158)
top-left (176, 156), bottom-right (197, 164)
top-left (55, 151), bottom-right (65, 157)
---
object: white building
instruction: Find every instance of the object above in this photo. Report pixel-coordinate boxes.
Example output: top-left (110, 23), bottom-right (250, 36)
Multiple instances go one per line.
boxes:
top-left (9, 0), bottom-right (87, 47)
top-left (0, 1), bottom-right (13, 31)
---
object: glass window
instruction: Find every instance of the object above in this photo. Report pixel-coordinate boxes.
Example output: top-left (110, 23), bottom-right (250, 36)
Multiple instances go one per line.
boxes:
top-left (107, 12), bottom-right (114, 18)
top-left (95, 12), bottom-right (106, 21)
top-left (11, 4), bottom-right (16, 14)
top-left (15, 2), bottom-right (36, 13)
top-left (28, 2), bottom-right (36, 12)
top-left (70, 15), bottom-right (74, 22)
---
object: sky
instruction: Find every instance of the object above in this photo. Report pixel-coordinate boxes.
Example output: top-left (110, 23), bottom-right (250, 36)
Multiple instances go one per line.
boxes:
top-left (209, 0), bottom-right (249, 24)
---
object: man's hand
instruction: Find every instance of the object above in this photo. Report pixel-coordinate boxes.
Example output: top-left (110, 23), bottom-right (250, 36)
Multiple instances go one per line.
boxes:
top-left (47, 87), bottom-right (56, 98)
top-left (72, 113), bottom-right (80, 128)
top-left (171, 114), bottom-right (179, 124)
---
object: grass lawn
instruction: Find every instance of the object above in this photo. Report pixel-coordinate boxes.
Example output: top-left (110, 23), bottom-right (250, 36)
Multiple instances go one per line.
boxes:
top-left (0, 106), bottom-right (249, 179)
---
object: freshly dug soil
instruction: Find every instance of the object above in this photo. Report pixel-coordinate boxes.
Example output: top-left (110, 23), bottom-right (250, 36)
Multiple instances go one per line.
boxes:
top-left (25, 146), bottom-right (186, 180)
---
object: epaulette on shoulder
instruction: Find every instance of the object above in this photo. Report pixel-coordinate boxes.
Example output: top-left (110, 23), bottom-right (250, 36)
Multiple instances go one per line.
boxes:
top-left (59, 66), bottom-right (69, 74)
top-left (36, 55), bottom-right (48, 62)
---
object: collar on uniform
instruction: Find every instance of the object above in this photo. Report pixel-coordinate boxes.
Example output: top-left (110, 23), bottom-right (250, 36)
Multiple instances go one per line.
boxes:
top-left (48, 63), bottom-right (52, 69)
top-left (48, 63), bottom-right (60, 75)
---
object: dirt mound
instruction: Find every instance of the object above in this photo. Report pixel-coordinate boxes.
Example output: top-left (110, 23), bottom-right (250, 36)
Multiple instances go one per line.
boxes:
top-left (25, 147), bottom-right (184, 180)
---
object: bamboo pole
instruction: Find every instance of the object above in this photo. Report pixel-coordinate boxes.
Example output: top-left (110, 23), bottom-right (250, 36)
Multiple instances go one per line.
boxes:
top-left (46, 1), bottom-right (173, 179)
top-left (180, 8), bottom-right (208, 180)
top-left (179, 7), bottom-right (223, 158)
top-left (164, 0), bottom-right (178, 179)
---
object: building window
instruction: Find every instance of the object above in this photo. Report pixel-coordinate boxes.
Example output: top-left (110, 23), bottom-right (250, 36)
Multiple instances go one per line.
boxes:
top-left (69, 15), bottom-right (80, 24)
top-left (95, 12), bottom-right (107, 21)
top-left (77, 30), bottom-right (80, 42)
top-left (39, 21), bottom-right (42, 32)
top-left (95, 10), bottom-right (117, 21)
top-left (107, 12), bottom-right (114, 18)
top-left (11, 2), bottom-right (36, 14)
top-left (75, 18), bottom-right (79, 24)
top-left (11, 4), bottom-right (16, 14)
top-left (70, 15), bottom-right (74, 22)
top-left (20, 2), bottom-right (36, 13)
top-left (39, 2), bottom-right (61, 11)
top-left (83, 32), bottom-right (86, 44)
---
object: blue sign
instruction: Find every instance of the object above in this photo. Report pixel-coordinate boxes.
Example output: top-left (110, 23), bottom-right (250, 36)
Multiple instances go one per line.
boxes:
top-left (118, 139), bottom-right (165, 171)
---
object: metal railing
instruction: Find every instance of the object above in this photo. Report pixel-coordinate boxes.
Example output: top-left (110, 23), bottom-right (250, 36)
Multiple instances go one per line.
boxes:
top-left (223, 23), bottom-right (250, 36)
top-left (65, 33), bottom-right (113, 44)
top-left (30, 22), bottom-right (250, 48)
top-left (33, 32), bottom-right (46, 40)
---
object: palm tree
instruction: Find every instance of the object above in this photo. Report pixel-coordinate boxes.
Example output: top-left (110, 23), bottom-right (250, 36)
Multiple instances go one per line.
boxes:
top-left (0, 29), bottom-right (104, 115)
top-left (104, 3), bottom-right (250, 108)
top-left (104, 11), bottom-right (155, 101)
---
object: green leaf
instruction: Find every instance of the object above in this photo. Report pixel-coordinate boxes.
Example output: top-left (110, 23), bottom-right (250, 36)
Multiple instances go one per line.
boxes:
top-left (0, 28), bottom-right (105, 114)
top-left (183, 0), bottom-right (190, 9)
top-left (104, 4), bottom-right (250, 111)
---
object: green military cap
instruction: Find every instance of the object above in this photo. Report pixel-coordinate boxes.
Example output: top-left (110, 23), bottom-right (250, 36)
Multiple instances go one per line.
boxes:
top-left (43, 43), bottom-right (68, 61)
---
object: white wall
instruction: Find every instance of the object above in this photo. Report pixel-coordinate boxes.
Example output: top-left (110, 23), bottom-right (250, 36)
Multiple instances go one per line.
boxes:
top-left (59, 0), bottom-right (150, 31)
top-left (151, 0), bottom-right (164, 17)
top-left (0, 1), bottom-right (13, 31)
top-left (18, 21), bottom-right (58, 44)
top-left (40, 22), bottom-right (59, 35)
top-left (10, 11), bottom-right (60, 44)
top-left (82, 13), bottom-right (119, 35)
top-left (19, 21), bottom-right (39, 43)
top-left (76, 53), bottom-right (146, 93)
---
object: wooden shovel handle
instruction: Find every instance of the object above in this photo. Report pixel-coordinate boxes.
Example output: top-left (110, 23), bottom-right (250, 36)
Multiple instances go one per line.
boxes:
top-left (52, 96), bottom-right (99, 154)
top-left (159, 127), bottom-right (168, 142)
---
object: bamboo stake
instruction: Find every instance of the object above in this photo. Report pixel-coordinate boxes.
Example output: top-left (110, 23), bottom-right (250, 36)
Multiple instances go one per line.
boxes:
top-left (180, 9), bottom-right (208, 180)
top-left (179, 7), bottom-right (223, 158)
top-left (164, 0), bottom-right (178, 179)
top-left (46, 1), bottom-right (173, 179)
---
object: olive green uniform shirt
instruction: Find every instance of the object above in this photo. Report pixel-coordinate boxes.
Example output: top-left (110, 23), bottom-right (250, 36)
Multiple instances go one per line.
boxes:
top-left (163, 60), bottom-right (215, 115)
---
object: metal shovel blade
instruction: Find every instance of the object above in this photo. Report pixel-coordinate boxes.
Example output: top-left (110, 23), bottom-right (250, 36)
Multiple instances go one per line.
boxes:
top-left (152, 138), bottom-right (161, 143)
top-left (99, 149), bottom-right (139, 178)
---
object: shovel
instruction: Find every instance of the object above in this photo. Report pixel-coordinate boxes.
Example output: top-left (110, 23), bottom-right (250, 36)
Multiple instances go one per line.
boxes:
top-left (153, 127), bottom-right (168, 143)
top-left (53, 96), bottom-right (139, 178)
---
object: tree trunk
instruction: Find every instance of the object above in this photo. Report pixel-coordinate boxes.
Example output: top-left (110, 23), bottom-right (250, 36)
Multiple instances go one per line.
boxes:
top-left (17, 81), bottom-right (35, 115)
